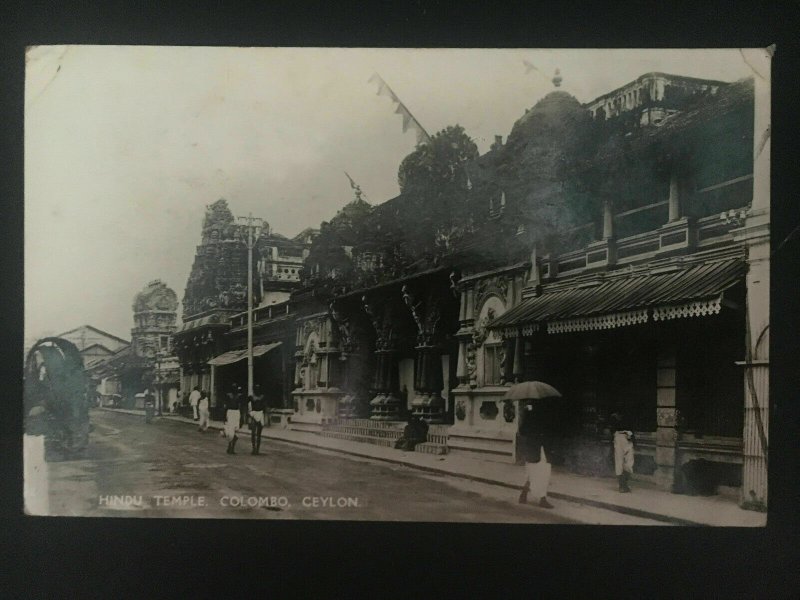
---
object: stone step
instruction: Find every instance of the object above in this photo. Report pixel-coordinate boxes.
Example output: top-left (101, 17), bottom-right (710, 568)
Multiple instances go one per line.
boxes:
top-left (414, 442), bottom-right (448, 456)
top-left (288, 421), bottom-right (323, 433)
top-left (319, 430), bottom-right (397, 449)
top-left (425, 432), bottom-right (448, 445)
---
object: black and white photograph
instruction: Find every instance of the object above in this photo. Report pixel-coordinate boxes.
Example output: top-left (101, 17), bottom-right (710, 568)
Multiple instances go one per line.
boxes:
top-left (23, 46), bottom-right (771, 526)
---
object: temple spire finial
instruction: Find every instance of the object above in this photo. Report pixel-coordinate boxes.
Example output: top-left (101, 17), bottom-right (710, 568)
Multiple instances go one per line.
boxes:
top-left (552, 68), bottom-right (562, 88)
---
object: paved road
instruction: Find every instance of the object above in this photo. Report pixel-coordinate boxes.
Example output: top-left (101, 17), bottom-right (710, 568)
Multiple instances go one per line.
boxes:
top-left (43, 410), bottom-right (657, 524)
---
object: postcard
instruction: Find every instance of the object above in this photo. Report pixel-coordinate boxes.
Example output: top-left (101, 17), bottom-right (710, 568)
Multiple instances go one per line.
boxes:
top-left (24, 47), bottom-right (770, 525)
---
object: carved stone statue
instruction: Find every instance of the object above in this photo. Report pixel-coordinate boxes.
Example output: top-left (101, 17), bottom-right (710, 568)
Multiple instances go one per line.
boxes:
top-left (466, 343), bottom-right (478, 385)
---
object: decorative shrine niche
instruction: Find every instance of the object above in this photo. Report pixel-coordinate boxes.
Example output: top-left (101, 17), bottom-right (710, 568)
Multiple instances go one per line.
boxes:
top-left (303, 331), bottom-right (320, 390)
top-left (473, 294), bottom-right (507, 388)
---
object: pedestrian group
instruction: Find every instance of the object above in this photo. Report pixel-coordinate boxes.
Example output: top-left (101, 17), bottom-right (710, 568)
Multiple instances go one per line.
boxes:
top-left (220, 383), bottom-right (268, 455)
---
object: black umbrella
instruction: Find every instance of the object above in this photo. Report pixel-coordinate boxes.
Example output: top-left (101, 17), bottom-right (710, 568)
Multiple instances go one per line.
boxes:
top-left (504, 381), bottom-right (562, 401)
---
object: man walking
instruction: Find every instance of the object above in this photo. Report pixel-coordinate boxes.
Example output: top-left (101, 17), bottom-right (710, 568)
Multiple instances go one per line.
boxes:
top-left (248, 384), bottom-right (266, 455)
top-left (238, 385), bottom-right (249, 429)
top-left (517, 401), bottom-right (555, 509)
top-left (144, 387), bottom-right (156, 424)
top-left (189, 386), bottom-right (201, 421)
top-left (224, 384), bottom-right (241, 454)
top-left (611, 412), bottom-right (635, 493)
top-left (197, 389), bottom-right (210, 432)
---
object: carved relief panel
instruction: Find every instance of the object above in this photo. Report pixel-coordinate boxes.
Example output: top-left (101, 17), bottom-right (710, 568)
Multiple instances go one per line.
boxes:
top-left (400, 285), bottom-right (443, 347)
top-left (472, 293), bottom-right (507, 388)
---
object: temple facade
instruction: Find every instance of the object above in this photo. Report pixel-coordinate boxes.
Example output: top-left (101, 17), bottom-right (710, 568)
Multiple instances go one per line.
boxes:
top-left (174, 71), bottom-right (769, 509)
top-left (174, 199), bottom-right (316, 418)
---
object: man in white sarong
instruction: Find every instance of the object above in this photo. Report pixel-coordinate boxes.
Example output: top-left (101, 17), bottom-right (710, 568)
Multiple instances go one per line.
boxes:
top-left (248, 384), bottom-right (266, 455)
top-left (517, 402), bottom-right (555, 509)
top-left (224, 384), bottom-right (241, 454)
top-left (197, 390), bottom-right (210, 432)
top-left (189, 386), bottom-right (201, 421)
top-left (611, 412), bottom-right (635, 493)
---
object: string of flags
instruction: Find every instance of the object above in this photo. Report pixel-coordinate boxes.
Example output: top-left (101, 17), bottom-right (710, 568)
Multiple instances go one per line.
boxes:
top-left (368, 73), bottom-right (432, 146)
top-left (523, 60), bottom-right (563, 88)
top-left (522, 59), bottom-right (539, 74)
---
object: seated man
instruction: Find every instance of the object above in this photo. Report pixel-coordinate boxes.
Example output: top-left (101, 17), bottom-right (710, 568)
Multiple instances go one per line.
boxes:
top-left (394, 415), bottom-right (429, 451)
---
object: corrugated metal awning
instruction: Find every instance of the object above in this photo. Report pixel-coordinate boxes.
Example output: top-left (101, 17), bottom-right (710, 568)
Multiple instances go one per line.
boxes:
top-left (207, 342), bottom-right (282, 366)
top-left (176, 314), bottom-right (228, 334)
top-left (490, 259), bottom-right (745, 335)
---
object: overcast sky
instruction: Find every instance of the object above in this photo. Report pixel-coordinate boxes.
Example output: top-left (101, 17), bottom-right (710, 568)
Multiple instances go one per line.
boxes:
top-left (24, 47), bottom-right (755, 344)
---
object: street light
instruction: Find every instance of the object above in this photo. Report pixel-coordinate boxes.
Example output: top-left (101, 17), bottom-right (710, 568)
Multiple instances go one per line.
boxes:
top-left (236, 213), bottom-right (265, 399)
top-left (155, 350), bottom-right (167, 416)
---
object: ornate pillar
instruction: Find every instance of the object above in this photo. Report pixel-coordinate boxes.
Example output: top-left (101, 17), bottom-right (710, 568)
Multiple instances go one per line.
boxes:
top-left (411, 344), bottom-right (445, 423)
top-left (363, 297), bottom-right (403, 421)
top-left (369, 346), bottom-right (402, 420)
top-left (401, 285), bottom-right (446, 423)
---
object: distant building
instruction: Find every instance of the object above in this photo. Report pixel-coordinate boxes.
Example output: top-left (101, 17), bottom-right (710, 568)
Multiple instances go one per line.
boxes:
top-left (56, 325), bottom-right (129, 367)
top-left (174, 201), bottom-right (315, 415)
top-left (257, 228), bottom-right (318, 307)
top-left (584, 72), bottom-right (728, 127)
top-left (86, 281), bottom-right (178, 409)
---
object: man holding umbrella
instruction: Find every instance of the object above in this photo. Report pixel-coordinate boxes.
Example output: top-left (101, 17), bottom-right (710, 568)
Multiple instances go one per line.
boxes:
top-left (507, 381), bottom-right (562, 509)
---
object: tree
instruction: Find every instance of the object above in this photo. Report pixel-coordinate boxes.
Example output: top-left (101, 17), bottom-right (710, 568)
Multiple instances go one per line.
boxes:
top-left (394, 126), bottom-right (479, 257)
top-left (397, 125), bottom-right (478, 194)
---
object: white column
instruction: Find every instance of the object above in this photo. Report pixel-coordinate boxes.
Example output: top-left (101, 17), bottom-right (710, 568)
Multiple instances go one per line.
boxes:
top-left (23, 435), bottom-right (49, 515)
top-left (210, 365), bottom-right (216, 408)
top-left (734, 48), bottom-right (771, 511)
top-left (456, 341), bottom-right (466, 384)
top-left (602, 200), bottom-right (614, 240)
top-left (668, 172), bottom-right (681, 222)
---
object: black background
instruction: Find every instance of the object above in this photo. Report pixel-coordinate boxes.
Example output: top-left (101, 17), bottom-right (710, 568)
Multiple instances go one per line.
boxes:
top-left (1, 2), bottom-right (799, 597)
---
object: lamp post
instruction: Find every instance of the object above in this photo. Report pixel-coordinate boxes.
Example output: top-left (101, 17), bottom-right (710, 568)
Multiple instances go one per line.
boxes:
top-left (236, 213), bottom-right (265, 398)
top-left (155, 350), bottom-right (166, 416)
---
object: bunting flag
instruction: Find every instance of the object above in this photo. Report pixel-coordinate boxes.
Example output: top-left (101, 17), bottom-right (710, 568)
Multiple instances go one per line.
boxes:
top-left (522, 59), bottom-right (539, 74)
top-left (344, 171), bottom-right (366, 201)
top-left (522, 59), bottom-right (555, 86)
top-left (369, 72), bottom-right (432, 146)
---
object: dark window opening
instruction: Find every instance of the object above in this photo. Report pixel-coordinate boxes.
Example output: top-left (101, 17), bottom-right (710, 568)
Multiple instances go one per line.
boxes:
top-left (676, 296), bottom-right (745, 437)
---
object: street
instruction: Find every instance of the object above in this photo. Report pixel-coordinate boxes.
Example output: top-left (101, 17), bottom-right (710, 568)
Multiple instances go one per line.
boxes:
top-left (44, 409), bottom-right (659, 524)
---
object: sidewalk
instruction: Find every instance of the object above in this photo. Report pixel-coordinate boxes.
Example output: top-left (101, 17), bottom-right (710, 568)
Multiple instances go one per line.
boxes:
top-left (101, 408), bottom-right (766, 527)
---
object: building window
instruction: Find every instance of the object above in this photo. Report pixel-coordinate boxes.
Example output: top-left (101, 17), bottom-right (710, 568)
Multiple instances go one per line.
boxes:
top-left (676, 308), bottom-right (744, 437)
top-left (160, 335), bottom-right (169, 351)
top-left (483, 344), bottom-right (503, 385)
